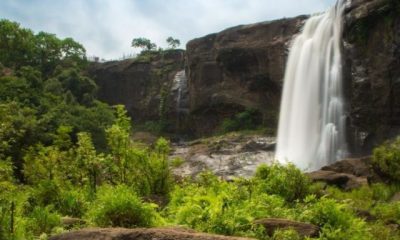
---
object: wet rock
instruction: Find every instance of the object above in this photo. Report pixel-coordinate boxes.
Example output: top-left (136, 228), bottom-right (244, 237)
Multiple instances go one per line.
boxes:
top-left (240, 140), bottom-right (275, 152)
top-left (170, 134), bottom-right (276, 179)
top-left (321, 157), bottom-right (372, 177)
top-left (49, 227), bottom-right (254, 240)
top-left (254, 218), bottom-right (319, 237)
top-left (307, 170), bottom-right (368, 190)
top-left (344, 0), bottom-right (400, 154)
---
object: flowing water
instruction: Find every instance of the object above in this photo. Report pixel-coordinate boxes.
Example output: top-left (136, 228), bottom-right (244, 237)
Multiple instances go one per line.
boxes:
top-left (276, 0), bottom-right (348, 171)
top-left (172, 70), bottom-right (189, 114)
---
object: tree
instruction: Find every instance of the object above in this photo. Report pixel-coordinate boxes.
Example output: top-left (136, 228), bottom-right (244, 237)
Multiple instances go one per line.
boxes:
top-left (166, 37), bottom-right (180, 49)
top-left (0, 20), bottom-right (36, 69)
top-left (131, 38), bottom-right (157, 52)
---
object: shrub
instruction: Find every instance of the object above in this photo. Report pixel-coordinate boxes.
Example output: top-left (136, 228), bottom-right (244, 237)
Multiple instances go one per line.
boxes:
top-left (57, 189), bottom-right (88, 218)
top-left (254, 164), bottom-right (311, 202)
top-left (272, 228), bottom-right (301, 240)
top-left (86, 185), bottom-right (159, 228)
top-left (220, 109), bottom-right (259, 133)
top-left (301, 197), bottom-right (372, 239)
top-left (165, 173), bottom-right (291, 238)
top-left (371, 202), bottom-right (400, 224)
top-left (372, 137), bottom-right (400, 181)
top-left (30, 180), bottom-right (61, 207)
top-left (27, 206), bottom-right (61, 236)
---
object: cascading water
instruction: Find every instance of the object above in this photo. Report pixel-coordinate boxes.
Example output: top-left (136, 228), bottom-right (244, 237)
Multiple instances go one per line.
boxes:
top-left (172, 70), bottom-right (189, 114)
top-left (275, 0), bottom-right (348, 171)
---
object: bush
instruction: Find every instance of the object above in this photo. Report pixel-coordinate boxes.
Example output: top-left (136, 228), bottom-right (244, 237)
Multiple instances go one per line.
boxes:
top-left (272, 228), bottom-right (301, 240)
top-left (301, 197), bottom-right (372, 239)
top-left (372, 137), bottom-right (400, 181)
top-left (165, 173), bottom-right (289, 238)
top-left (86, 185), bottom-right (159, 228)
top-left (30, 180), bottom-right (61, 207)
top-left (220, 109), bottom-right (259, 133)
top-left (254, 164), bottom-right (311, 202)
top-left (371, 201), bottom-right (400, 224)
top-left (28, 206), bottom-right (61, 236)
top-left (57, 189), bottom-right (88, 218)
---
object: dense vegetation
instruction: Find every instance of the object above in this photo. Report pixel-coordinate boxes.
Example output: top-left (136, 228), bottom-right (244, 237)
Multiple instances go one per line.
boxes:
top-left (1, 19), bottom-right (400, 240)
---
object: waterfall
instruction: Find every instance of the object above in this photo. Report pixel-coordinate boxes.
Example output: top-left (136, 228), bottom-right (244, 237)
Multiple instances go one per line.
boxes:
top-left (172, 70), bottom-right (189, 114)
top-left (275, 0), bottom-right (347, 171)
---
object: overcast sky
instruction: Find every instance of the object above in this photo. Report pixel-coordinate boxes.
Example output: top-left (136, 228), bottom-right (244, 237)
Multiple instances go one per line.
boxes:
top-left (0, 0), bottom-right (337, 60)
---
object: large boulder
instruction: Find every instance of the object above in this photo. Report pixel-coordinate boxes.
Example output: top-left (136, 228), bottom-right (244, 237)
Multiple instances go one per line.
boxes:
top-left (321, 157), bottom-right (373, 178)
top-left (49, 227), bottom-right (254, 240)
top-left (254, 218), bottom-right (319, 237)
top-left (307, 170), bottom-right (368, 190)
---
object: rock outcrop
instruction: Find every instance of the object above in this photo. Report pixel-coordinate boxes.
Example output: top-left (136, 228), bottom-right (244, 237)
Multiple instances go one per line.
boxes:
top-left (185, 16), bottom-right (307, 135)
top-left (307, 157), bottom-right (384, 190)
top-left (343, 0), bottom-right (400, 154)
top-left (254, 218), bottom-right (319, 237)
top-left (307, 170), bottom-right (368, 190)
top-left (49, 227), bottom-right (254, 240)
top-left (170, 133), bottom-right (275, 179)
top-left (87, 50), bottom-right (186, 131)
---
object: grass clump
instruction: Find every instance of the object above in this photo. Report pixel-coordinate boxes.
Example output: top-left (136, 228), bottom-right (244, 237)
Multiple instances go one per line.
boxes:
top-left (372, 137), bottom-right (400, 181)
top-left (86, 185), bottom-right (160, 228)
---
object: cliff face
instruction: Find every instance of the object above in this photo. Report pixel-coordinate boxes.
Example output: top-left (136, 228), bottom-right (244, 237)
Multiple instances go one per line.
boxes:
top-left (88, 0), bottom-right (400, 153)
top-left (186, 16), bottom-right (307, 135)
top-left (88, 50), bottom-right (185, 124)
top-left (343, 0), bottom-right (400, 154)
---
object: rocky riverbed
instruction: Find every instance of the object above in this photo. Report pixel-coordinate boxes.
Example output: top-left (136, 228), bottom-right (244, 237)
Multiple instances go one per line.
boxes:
top-left (169, 132), bottom-right (276, 179)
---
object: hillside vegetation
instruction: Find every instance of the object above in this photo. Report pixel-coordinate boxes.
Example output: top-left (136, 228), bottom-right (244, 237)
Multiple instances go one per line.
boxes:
top-left (1, 20), bottom-right (400, 240)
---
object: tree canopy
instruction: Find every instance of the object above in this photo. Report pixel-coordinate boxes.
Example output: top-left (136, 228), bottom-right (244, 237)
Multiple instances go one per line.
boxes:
top-left (131, 37), bottom-right (157, 52)
top-left (166, 37), bottom-right (180, 49)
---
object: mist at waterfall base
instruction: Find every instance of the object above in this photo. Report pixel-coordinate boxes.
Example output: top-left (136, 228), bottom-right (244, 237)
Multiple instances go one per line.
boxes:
top-left (275, 0), bottom-right (347, 171)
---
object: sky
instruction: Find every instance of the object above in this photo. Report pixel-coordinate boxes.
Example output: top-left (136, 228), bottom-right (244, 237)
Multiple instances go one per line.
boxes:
top-left (0, 0), bottom-right (337, 60)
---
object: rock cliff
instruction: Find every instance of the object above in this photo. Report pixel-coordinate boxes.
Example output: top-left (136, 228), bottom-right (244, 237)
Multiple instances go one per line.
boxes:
top-left (343, 0), bottom-right (400, 154)
top-left (185, 16), bottom-right (307, 135)
top-left (88, 50), bottom-right (185, 126)
top-left (88, 0), bottom-right (400, 154)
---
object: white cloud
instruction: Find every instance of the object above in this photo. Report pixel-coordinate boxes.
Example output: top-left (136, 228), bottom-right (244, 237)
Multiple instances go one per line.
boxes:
top-left (0, 0), bottom-right (336, 60)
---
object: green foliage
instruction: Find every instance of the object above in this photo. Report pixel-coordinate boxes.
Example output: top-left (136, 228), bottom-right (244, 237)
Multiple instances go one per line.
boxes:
top-left (300, 197), bottom-right (372, 240)
top-left (371, 201), bottom-right (400, 224)
top-left (131, 37), bottom-right (157, 52)
top-left (86, 185), bottom-right (159, 228)
top-left (170, 157), bottom-right (185, 168)
top-left (166, 37), bottom-right (180, 49)
top-left (0, 19), bottom-right (86, 74)
top-left (27, 206), bottom-right (61, 236)
top-left (272, 228), bottom-right (301, 240)
top-left (372, 137), bottom-right (400, 181)
top-left (221, 109), bottom-right (260, 133)
top-left (255, 163), bottom-right (311, 202)
top-left (57, 189), bottom-right (88, 218)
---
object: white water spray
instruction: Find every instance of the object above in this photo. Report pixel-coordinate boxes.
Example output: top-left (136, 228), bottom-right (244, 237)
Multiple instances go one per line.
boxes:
top-left (275, 0), bottom-right (348, 171)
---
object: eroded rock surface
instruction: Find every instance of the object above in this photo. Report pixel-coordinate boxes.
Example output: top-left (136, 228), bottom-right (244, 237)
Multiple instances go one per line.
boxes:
top-left (186, 16), bottom-right (307, 135)
top-left (170, 133), bottom-right (276, 179)
top-left (50, 227), bottom-right (254, 240)
top-left (87, 50), bottom-right (186, 131)
top-left (344, 0), bottom-right (400, 153)
top-left (254, 218), bottom-right (319, 237)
